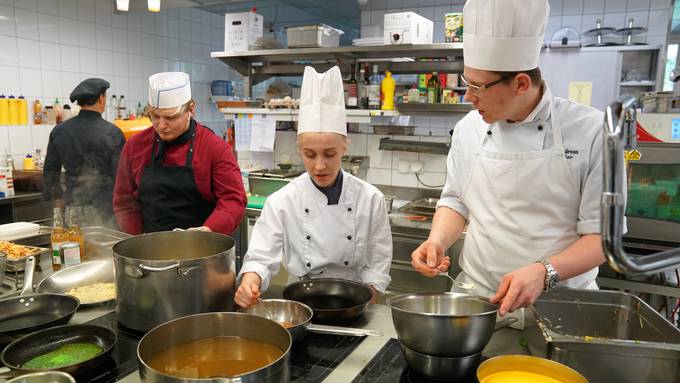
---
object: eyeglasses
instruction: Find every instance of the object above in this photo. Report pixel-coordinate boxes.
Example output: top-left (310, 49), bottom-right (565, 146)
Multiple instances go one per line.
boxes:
top-left (460, 74), bottom-right (513, 96)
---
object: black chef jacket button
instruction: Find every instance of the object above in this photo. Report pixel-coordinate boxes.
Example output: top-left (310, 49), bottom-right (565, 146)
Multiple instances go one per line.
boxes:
top-left (344, 261), bottom-right (349, 266)
top-left (304, 208), bottom-right (309, 213)
top-left (306, 235), bottom-right (311, 240)
top-left (347, 207), bottom-right (352, 212)
top-left (486, 130), bottom-right (492, 135)
top-left (347, 235), bottom-right (352, 240)
top-left (538, 125), bottom-right (544, 131)
top-left (306, 262), bottom-right (311, 267)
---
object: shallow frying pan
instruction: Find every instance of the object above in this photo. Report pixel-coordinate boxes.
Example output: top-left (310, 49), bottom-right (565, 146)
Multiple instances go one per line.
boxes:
top-left (282, 278), bottom-right (372, 324)
top-left (0, 324), bottom-right (116, 378)
top-left (0, 257), bottom-right (80, 337)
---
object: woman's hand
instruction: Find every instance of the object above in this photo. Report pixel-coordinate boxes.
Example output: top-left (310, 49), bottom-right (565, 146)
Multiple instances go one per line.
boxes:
top-left (235, 272), bottom-right (262, 308)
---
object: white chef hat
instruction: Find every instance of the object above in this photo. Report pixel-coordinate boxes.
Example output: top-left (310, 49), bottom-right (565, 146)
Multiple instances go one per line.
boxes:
top-left (463, 0), bottom-right (549, 72)
top-left (298, 66), bottom-right (347, 136)
top-left (148, 72), bottom-right (192, 109)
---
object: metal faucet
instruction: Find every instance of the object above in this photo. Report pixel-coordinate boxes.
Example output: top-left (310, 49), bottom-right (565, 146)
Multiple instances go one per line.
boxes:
top-left (602, 95), bottom-right (680, 274)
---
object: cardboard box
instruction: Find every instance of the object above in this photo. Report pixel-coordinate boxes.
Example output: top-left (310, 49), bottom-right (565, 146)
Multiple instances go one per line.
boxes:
top-left (384, 12), bottom-right (433, 45)
top-left (224, 11), bottom-right (263, 52)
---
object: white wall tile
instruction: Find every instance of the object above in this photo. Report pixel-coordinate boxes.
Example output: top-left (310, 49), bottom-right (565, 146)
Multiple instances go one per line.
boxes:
top-left (416, 6), bottom-right (435, 21)
top-left (563, 0), bottom-right (583, 15)
top-left (95, 24), bottom-right (112, 50)
top-left (141, 12), bottom-right (155, 35)
top-left (391, 170), bottom-right (417, 187)
top-left (58, 0), bottom-right (77, 18)
top-left (94, 0), bottom-right (110, 25)
top-left (604, 0), bottom-right (627, 13)
top-left (39, 41), bottom-right (61, 71)
top-left (96, 49), bottom-right (113, 75)
top-left (127, 54), bottom-right (143, 78)
top-left (19, 68), bottom-right (42, 96)
top-left (77, 20), bottom-right (96, 48)
top-left (649, 0), bottom-right (671, 9)
top-left (7, 125), bottom-right (33, 154)
top-left (0, 126), bottom-right (9, 155)
top-left (0, 4), bottom-right (15, 36)
top-left (367, 134), bottom-right (393, 169)
top-left (347, 133), bottom-right (368, 156)
top-left (76, 0), bottom-right (94, 21)
top-left (13, 0), bottom-right (36, 10)
top-left (392, 151), bottom-right (418, 170)
top-left (37, 0), bottom-right (58, 15)
top-left (38, 12), bottom-right (60, 43)
top-left (126, 30), bottom-right (141, 55)
top-left (0, 65), bottom-right (20, 95)
top-left (111, 12), bottom-right (127, 29)
top-left (41, 70), bottom-right (62, 98)
top-left (561, 14), bottom-right (583, 30)
top-left (30, 124), bottom-right (52, 152)
top-left (581, 13), bottom-right (606, 33)
top-left (60, 71), bottom-right (80, 96)
top-left (59, 16), bottom-right (78, 45)
top-left (647, 9), bottom-right (670, 35)
top-left (549, 0), bottom-right (563, 15)
top-left (583, 0), bottom-right (605, 13)
top-left (127, 11), bottom-right (141, 31)
top-left (191, 22), bottom-right (201, 43)
top-left (15, 8), bottom-right (39, 39)
top-left (60, 44), bottom-right (79, 72)
top-left (112, 28), bottom-right (127, 52)
top-left (367, 168), bottom-right (391, 185)
top-left (78, 47), bottom-right (96, 73)
top-left (646, 34), bottom-right (667, 45)
top-left (627, 0), bottom-right (651, 11)
top-left (0, 35), bottom-right (18, 66)
top-left (111, 76), bottom-right (128, 98)
top-left (167, 16), bottom-right (179, 39)
top-left (603, 11), bottom-right (626, 29)
top-left (17, 38), bottom-right (40, 68)
top-left (625, 11), bottom-right (649, 29)
top-left (156, 14), bottom-right (167, 36)
top-left (113, 52), bottom-right (128, 76)
top-left (416, 171), bottom-right (445, 189)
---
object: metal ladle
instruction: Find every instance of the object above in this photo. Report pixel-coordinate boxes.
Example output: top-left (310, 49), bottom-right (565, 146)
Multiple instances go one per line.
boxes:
top-left (439, 272), bottom-right (475, 292)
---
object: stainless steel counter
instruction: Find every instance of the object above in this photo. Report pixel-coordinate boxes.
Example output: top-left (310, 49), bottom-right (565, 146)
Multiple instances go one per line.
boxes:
top-left (115, 303), bottom-right (526, 383)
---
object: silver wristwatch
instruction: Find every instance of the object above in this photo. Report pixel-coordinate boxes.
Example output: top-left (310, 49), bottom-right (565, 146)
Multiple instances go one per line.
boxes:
top-left (537, 259), bottom-right (559, 291)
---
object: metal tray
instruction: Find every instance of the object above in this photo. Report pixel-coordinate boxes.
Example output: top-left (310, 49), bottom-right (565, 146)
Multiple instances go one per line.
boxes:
top-left (371, 125), bottom-right (416, 135)
top-left (526, 289), bottom-right (680, 383)
top-left (401, 198), bottom-right (439, 216)
top-left (3, 245), bottom-right (47, 271)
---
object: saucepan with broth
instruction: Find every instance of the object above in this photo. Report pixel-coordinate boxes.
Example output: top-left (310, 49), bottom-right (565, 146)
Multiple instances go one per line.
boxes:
top-left (137, 312), bottom-right (291, 383)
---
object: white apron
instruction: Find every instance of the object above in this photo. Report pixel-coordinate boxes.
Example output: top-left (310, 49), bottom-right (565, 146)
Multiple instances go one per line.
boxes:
top-left (455, 94), bottom-right (598, 298)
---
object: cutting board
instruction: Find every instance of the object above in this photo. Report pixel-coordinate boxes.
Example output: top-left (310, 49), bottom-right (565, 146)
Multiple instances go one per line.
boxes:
top-left (247, 195), bottom-right (267, 209)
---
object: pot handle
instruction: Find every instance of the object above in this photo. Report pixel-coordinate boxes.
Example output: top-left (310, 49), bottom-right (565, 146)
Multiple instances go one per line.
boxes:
top-left (0, 366), bottom-right (14, 378)
top-left (19, 256), bottom-right (36, 296)
top-left (139, 263), bottom-right (180, 272)
top-left (307, 324), bottom-right (383, 337)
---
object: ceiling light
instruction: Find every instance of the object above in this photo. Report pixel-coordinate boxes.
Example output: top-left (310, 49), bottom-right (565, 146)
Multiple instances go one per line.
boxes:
top-left (148, 0), bottom-right (161, 12)
top-left (116, 0), bottom-right (129, 11)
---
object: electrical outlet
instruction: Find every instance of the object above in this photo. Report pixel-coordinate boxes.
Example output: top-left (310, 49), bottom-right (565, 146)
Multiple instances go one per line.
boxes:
top-left (410, 160), bottom-right (424, 174)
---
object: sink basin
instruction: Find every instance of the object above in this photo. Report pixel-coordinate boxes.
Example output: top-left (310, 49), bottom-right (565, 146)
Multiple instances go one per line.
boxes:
top-left (526, 289), bottom-right (680, 383)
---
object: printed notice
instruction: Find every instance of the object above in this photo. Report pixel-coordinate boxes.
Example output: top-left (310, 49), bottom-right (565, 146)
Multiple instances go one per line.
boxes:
top-left (568, 82), bottom-right (593, 106)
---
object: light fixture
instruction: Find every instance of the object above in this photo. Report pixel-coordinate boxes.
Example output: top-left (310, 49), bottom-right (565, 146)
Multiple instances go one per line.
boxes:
top-left (116, 0), bottom-right (129, 11)
top-left (148, 0), bottom-right (160, 12)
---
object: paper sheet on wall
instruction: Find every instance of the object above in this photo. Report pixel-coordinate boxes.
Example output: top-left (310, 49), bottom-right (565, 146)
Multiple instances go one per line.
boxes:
top-left (234, 114), bottom-right (251, 151)
top-left (249, 116), bottom-right (276, 152)
top-left (568, 82), bottom-right (593, 106)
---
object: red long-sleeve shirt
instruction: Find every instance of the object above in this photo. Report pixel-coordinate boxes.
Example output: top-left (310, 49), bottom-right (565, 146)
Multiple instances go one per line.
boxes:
top-left (113, 122), bottom-right (246, 235)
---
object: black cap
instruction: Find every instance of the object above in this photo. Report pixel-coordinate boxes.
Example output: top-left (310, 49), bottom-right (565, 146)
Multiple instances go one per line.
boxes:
top-left (69, 78), bottom-right (110, 103)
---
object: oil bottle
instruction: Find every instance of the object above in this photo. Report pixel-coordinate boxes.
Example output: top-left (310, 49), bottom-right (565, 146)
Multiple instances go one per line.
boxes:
top-left (51, 207), bottom-right (69, 271)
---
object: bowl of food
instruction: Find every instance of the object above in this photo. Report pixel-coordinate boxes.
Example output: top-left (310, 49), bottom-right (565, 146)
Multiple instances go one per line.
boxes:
top-left (240, 299), bottom-right (313, 342)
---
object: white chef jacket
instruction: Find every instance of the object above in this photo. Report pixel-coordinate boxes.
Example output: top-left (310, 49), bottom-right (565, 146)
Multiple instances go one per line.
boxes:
top-left (438, 82), bottom-right (625, 296)
top-left (239, 171), bottom-right (393, 293)
top-left (439, 83), bottom-right (605, 234)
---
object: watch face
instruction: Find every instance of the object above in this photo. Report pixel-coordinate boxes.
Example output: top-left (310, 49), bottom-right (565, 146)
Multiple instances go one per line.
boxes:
top-left (549, 278), bottom-right (559, 289)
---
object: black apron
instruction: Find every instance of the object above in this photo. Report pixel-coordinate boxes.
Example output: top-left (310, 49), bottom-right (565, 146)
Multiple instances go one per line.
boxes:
top-left (138, 128), bottom-right (215, 232)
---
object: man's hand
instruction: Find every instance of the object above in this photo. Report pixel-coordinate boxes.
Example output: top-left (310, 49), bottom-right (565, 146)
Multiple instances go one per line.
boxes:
top-left (411, 239), bottom-right (450, 277)
top-left (491, 262), bottom-right (546, 316)
top-left (235, 272), bottom-right (262, 308)
top-left (187, 226), bottom-right (211, 232)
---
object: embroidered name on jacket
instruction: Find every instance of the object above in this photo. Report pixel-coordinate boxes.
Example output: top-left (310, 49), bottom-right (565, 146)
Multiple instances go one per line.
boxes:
top-left (564, 148), bottom-right (580, 160)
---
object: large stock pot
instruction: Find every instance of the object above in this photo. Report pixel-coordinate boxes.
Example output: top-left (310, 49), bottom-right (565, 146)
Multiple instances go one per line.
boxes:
top-left (112, 230), bottom-right (236, 332)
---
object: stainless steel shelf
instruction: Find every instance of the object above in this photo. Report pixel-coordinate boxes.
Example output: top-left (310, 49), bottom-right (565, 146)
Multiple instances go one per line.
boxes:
top-left (217, 107), bottom-right (398, 123)
top-left (211, 43), bottom-right (464, 77)
top-left (379, 137), bottom-right (450, 155)
top-left (396, 103), bottom-right (474, 114)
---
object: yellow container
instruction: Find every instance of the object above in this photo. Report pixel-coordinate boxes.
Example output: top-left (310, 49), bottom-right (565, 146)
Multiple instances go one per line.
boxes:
top-left (445, 13), bottom-right (463, 43)
top-left (381, 71), bottom-right (396, 110)
top-left (8, 96), bottom-right (19, 125)
top-left (114, 117), bottom-right (153, 140)
top-left (23, 156), bottom-right (36, 170)
top-left (0, 96), bottom-right (9, 125)
top-left (17, 96), bottom-right (28, 125)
